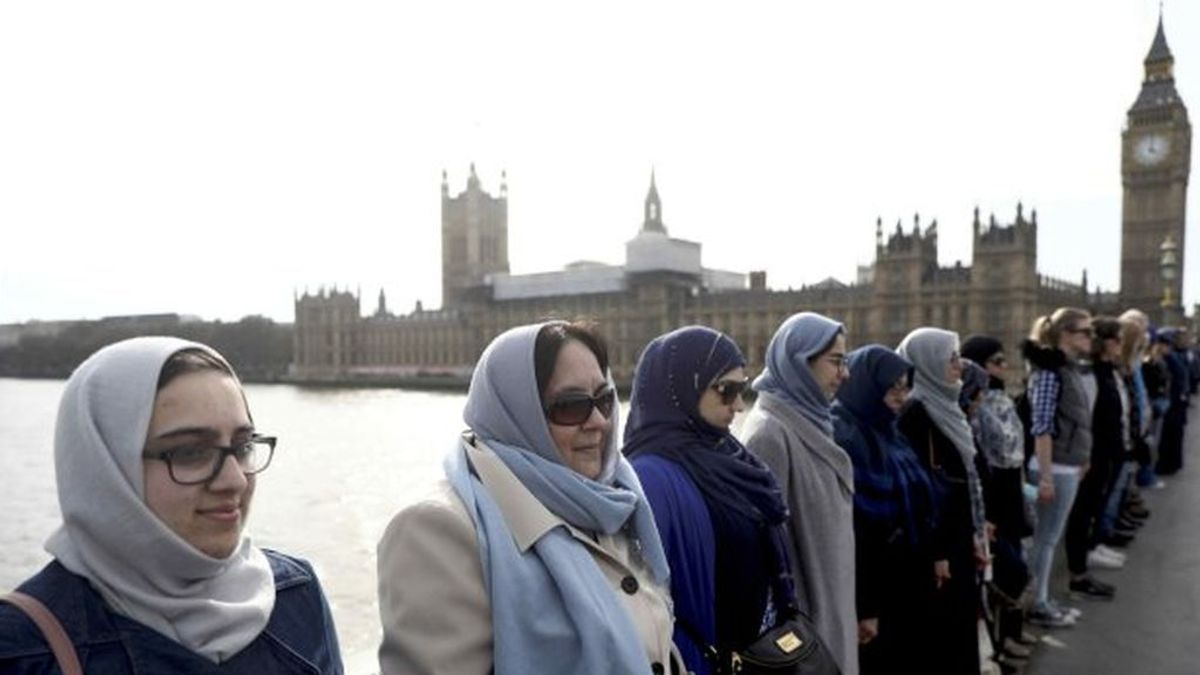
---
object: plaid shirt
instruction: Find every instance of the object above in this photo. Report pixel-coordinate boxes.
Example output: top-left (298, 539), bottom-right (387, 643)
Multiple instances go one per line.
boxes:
top-left (1028, 369), bottom-right (1060, 437)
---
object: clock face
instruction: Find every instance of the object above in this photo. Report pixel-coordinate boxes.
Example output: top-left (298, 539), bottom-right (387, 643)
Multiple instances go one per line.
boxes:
top-left (1134, 133), bottom-right (1170, 166)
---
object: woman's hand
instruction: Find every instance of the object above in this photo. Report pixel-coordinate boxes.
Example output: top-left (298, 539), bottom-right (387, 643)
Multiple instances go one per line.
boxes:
top-left (973, 539), bottom-right (991, 570)
top-left (1038, 477), bottom-right (1055, 502)
top-left (984, 521), bottom-right (997, 542)
top-left (857, 618), bottom-right (879, 644)
top-left (934, 559), bottom-right (951, 589)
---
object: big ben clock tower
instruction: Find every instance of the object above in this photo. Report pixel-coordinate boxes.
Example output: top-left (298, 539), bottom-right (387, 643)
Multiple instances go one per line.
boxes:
top-left (1121, 14), bottom-right (1191, 316)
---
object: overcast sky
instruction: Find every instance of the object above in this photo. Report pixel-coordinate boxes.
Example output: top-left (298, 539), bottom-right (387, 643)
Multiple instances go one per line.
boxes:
top-left (2, 1), bottom-right (1197, 325)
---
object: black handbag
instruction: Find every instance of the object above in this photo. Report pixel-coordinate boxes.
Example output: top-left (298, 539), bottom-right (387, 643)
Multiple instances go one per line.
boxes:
top-left (678, 610), bottom-right (840, 675)
top-left (729, 612), bottom-right (840, 675)
top-left (675, 525), bottom-right (841, 675)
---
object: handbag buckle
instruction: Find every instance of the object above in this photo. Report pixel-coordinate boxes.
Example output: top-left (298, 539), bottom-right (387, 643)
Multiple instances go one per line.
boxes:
top-left (775, 630), bottom-right (803, 653)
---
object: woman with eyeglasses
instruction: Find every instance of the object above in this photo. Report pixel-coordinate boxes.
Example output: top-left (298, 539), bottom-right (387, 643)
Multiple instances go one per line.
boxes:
top-left (961, 336), bottom-right (1027, 547)
top-left (739, 311), bottom-right (859, 675)
top-left (829, 345), bottom-right (938, 673)
top-left (1060, 317), bottom-right (1126, 602)
top-left (377, 321), bottom-right (680, 675)
top-left (894, 327), bottom-right (987, 675)
top-left (0, 338), bottom-right (343, 673)
top-left (623, 326), bottom-right (797, 675)
top-left (959, 335), bottom-right (1032, 659)
top-left (1020, 307), bottom-right (1095, 628)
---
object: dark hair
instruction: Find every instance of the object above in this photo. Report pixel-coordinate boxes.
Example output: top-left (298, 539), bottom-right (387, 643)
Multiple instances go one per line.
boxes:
top-left (806, 328), bottom-right (845, 364)
top-left (1090, 317), bottom-right (1122, 360)
top-left (534, 321), bottom-right (610, 398)
top-left (157, 348), bottom-right (235, 391)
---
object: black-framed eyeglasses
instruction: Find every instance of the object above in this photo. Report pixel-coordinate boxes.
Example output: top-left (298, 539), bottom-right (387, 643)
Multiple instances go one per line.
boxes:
top-left (544, 387), bottom-right (616, 426)
top-left (1066, 326), bottom-right (1094, 337)
top-left (986, 354), bottom-right (1007, 366)
top-left (711, 378), bottom-right (749, 405)
top-left (144, 434), bottom-right (277, 485)
top-left (822, 354), bottom-right (849, 372)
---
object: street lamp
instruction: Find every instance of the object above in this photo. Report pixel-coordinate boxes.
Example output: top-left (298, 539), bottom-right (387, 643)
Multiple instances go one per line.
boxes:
top-left (1160, 234), bottom-right (1179, 326)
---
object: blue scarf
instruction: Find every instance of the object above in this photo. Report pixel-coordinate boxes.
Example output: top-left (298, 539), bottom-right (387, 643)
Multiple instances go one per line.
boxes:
top-left (753, 312), bottom-right (844, 437)
top-left (447, 322), bottom-right (669, 675)
top-left (832, 345), bottom-right (937, 548)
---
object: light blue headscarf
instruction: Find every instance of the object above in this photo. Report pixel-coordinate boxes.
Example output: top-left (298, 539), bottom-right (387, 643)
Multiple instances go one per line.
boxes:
top-left (444, 322), bottom-right (669, 675)
top-left (753, 312), bottom-right (845, 437)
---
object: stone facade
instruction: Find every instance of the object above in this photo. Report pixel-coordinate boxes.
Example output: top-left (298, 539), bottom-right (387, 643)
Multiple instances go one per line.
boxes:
top-left (292, 172), bottom-right (1105, 386)
top-left (1120, 17), bottom-right (1192, 320)
top-left (292, 19), bottom-right (1184, 387)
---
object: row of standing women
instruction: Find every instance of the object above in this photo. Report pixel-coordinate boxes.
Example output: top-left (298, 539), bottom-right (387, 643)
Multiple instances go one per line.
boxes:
top-left (376, 314), bottom-right (1002, 675)
top-left (1, 310), bottom-right (1189, 673)
top-left (1020, 309), bottom-right (1193, 631)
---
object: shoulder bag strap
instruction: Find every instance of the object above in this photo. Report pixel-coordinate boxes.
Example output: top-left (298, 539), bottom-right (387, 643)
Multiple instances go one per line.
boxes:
top-left (672, 613), bottom-right (725, 673)
top-left (2, 591), bottom-right (84, 675)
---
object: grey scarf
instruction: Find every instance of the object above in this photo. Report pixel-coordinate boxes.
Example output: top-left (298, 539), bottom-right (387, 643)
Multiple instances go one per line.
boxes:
top-left (898, 328), bottom-right (986, 534)
top-left (44, 337), bottom-right (275, 662)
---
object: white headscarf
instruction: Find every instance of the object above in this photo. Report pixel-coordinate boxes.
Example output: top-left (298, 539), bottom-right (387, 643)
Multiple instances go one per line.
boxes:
top-left (44, 336), bottom-right (275, 662)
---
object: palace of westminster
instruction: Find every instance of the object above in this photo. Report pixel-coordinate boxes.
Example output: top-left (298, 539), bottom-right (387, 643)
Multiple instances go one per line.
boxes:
top-left (292, 18), bottom-right (1192, 386)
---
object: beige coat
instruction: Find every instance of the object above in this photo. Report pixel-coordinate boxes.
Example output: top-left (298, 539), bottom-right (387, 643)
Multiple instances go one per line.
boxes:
top-left (377, 437), bottom-right (680, 675)
top-left (740, 391), bottom-right (859, 675)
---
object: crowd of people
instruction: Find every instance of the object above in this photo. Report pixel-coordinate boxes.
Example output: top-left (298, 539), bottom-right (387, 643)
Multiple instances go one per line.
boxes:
top-left (2, 308), bottom-right (1197, 674)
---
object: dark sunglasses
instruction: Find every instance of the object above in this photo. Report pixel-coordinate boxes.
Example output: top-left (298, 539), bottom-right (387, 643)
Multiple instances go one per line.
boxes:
top-left (544, 387), bottom-right (616, 426)
top-left (711, 378), bottom-right (749, 405)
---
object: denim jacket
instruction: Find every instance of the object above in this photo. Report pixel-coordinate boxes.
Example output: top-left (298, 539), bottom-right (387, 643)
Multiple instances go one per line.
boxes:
top-left (0, 549), bottom-right (343, 674)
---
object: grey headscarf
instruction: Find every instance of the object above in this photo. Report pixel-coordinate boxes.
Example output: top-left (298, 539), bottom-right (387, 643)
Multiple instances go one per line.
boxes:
top-left (897, 328), bottom-right (986, 534)
top-left (44, 337), bottom-right (275, 662)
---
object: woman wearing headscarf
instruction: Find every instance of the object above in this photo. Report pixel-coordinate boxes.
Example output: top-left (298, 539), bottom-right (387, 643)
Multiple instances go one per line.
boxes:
top-left (0, 337), bottom-right (343, 673)
top-left (960, 335), bottom-right (1033, 660)
top-left (377, 321), bottom-right (679, 675)
top-left (625, 326), bottom-right (794, 675)
top-left (960, 335), bottom-right (1028, 546)
top-left (895, 327), bottom-right (985, 675)
top-left (740, 312), bottom-right (858, 675)
top-left (831, 345), bottom-right (937, 674)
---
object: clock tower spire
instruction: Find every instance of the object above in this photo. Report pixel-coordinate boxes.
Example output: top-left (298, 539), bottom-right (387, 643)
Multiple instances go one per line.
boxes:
top-left (1120, 11), bottom-right (1191, 318)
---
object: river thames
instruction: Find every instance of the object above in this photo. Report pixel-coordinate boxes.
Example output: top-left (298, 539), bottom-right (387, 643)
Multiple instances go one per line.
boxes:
top-left (0, 377), bottom-right (473, 675)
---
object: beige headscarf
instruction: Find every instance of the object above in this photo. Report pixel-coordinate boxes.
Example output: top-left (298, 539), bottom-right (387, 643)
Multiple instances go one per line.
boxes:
top-left (44, 336), bottom-right (275, 662)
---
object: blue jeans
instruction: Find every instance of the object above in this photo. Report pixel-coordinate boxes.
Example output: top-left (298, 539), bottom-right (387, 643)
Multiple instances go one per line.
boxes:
top-left (1027, 468), bottom-right (1082, 608)
top-left (1098, 461), bottom-right (1135, 538)
top-left (1137, 415), bottom-right (1164, 487)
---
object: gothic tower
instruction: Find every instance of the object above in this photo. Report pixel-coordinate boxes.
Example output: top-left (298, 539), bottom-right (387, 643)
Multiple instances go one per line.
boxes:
top-left (643, 169), bottom-right (666, 234)
top-left (1120, 14), bottom-right (1191, 316)
top-left (441, 164), bottom-right (510, 308)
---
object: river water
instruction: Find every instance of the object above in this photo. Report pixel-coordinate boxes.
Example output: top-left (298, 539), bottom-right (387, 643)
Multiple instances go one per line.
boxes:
top-left (0, 377), bottom-right (469, 675)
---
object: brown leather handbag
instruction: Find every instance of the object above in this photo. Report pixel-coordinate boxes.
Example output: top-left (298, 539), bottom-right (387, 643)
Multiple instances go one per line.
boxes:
top-left (2, 591), bottom-right (83, 675)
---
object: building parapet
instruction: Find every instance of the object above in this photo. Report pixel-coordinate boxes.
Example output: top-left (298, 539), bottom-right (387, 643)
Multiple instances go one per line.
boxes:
top-left (1038, 274), bottom-right (1084, 294)
top-left (491, 264), bottom-right (627, 300)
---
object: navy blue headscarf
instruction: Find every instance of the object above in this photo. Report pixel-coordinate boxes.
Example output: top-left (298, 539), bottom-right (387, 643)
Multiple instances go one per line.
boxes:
top-left (624, 326), bottom-right (788, 526)
top-left (626, 326), bottom-right (793, 651)
top-left (832, 345), bottom-right (936, 548)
